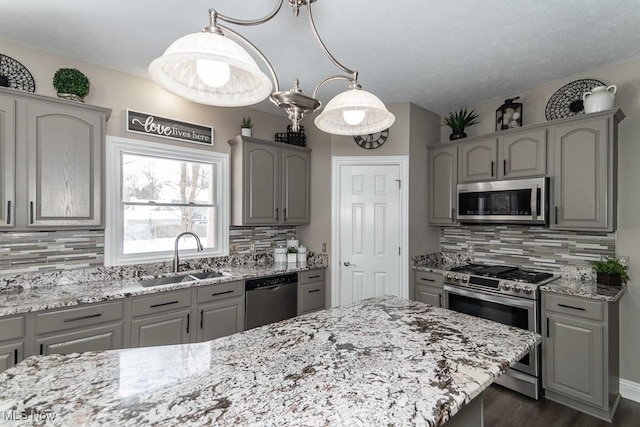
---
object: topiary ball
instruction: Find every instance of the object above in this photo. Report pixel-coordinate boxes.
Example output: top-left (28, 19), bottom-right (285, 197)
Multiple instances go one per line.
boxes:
top-left (52, 68), bottom-right (90, 100)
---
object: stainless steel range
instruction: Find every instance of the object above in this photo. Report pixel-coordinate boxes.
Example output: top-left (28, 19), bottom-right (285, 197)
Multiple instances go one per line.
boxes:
top-left (442, 263), bottom-right (558, 400)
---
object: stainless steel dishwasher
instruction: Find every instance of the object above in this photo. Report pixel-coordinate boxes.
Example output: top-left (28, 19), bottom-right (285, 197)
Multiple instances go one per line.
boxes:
top-left (245, 272), bottom-right (298, 330)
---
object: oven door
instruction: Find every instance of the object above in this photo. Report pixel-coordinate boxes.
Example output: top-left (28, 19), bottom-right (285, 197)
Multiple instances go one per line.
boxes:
top-left (444, 284), bottom-right (539, 377)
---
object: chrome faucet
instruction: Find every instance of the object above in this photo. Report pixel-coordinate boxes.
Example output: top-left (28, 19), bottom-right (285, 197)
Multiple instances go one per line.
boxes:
top-left (173, 231), bottom-right (204, 273)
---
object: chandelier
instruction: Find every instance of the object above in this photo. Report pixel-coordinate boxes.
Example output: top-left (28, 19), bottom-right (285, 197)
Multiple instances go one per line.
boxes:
top-left (148, 0), bottom-right (395, 136)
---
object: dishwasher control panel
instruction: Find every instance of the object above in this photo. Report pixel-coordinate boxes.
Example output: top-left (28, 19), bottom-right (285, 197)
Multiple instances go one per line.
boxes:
top-left (245, 272), bottom-right (298, 290)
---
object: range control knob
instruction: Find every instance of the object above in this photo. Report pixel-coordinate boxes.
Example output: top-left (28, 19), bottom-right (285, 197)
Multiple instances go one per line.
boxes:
top-left (446, 273), bottom-right (453, 279)
top-left (461, 276), bottom-right (469, 283)
top-left (523, 287), bottom-right (533, 294)
top-left (501, 282), bottom-right (511, 291)
top-left (454, 275), bottom-right (460, 281)
top-left (512, 284), bottom-right (521, 292)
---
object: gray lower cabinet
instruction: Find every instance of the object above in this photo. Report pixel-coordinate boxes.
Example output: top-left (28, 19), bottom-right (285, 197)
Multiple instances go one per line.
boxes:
top-left (550, 110), bottom-right (623, 231)
top-left (412, 271), bottom-right (444, 307)
top-left (542, 292), bottom-right (620, 422)
top-left (0, 316), bottom-right (24, 373)
top-left (427, 145), bottom-right (457, 225)
top-left (228, 136), bottom-right (311, 226)
top-left (34, 301), bottom-right (124, 356)
top-left (298, 270), bottom-right (326, 315)
top-left (130, 289), bottom-right (192, 348)
top-left (197, 281), bottom-right (244, 341)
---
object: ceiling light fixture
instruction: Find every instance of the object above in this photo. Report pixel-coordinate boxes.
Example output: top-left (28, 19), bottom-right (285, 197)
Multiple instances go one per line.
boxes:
top-left (149, 0), bottom-right (395, 136)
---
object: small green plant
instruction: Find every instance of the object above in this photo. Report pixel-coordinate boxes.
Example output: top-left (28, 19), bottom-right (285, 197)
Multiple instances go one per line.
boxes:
top-left (442, 107), bottom-right (479, 132)
top-left (287, 246), bottom-right (298, 254)
top-left (241, 117), bottom-right (252, 128)
top-left (52, 68), bottom-right (90, 99)
top-left (591, 257), bottom-right (630, 284)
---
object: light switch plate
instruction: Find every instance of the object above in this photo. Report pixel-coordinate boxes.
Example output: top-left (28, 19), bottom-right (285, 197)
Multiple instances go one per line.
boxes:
top-left (619, 255), bottom-right (630, 268)
top-left (230, 242), bottom-right (239, 254)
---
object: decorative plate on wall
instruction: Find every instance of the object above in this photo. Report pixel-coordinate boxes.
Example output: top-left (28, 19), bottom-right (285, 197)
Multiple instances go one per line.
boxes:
top-left (545, 78), bottom-right (606, 121)
top-left (0, 54), bottom-right (36, 92)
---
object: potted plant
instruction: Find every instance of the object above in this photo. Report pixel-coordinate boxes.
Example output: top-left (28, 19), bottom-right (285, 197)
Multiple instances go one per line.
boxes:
top-left (287, 246), bottom-right (298, 264)
top-left (52, 68), bottom-right (90, 102)
top-left (241, 117), bottom-right (252, 137)
top-left (591, 257), bottom-right (630, 286)
top-left (442, 107), bottom-right (479, 140)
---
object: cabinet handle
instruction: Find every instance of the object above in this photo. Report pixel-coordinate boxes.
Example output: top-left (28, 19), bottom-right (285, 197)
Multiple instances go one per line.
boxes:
top-left (283, 208), bottom-right (287, 222)
top-left (309, 289), bottom-right (321, 293)
top-left (6, 200), bottom-right (10, 225)
top-left (14, 348), bottom-right (18, 365)
top-left (308, 275), bottom-right (320, 279)
top-left (546, 318), bottom-right (549, 338)
top-left (557, 303), bottom-right (586, 311)
top-left (150, 300), bottom-right (179, 309)
top-left (555, 206), bottom-right (559, 224)
top-left (200, 309), bottom-right (204, 329)
top-left (491, 161), bottom-right (495, 177)
top-left (503, 159), bottom-right (507, 176)
top-left (212, 290), bottom-right (234, 297)
top-left (63, 313), bottom-right (102, 323)
top-left (29, 201), bottom-right (34, 224)
top-left (39, 344), bottom-right (44, 355)
top-left (451, 208), bottom-right (455, 222)
top-left (186, 313), bottom-right (190, 334)
top-left (275, 207), bottom-right (279, 221)
top-left (438, 294), bottom-right (442, 307)
top-left (420, 278), bottom-right (435, 282)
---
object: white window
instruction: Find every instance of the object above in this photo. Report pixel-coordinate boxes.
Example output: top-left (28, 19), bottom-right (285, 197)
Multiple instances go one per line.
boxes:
top-left (105, 136), bottom-right (229, 266)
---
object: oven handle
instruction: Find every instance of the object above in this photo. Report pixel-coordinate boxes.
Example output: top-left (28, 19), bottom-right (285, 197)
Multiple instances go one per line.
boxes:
top-left (444, 284), bottom-right (536, 310)
top-left (531, 183), bottom-right (538, 221)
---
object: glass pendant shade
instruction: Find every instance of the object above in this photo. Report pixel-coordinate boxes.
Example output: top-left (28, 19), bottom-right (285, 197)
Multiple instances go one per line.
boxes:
top-left (149, 31), bottom-right (272, 107)
top-left (314, 87), bottom-right (395, 135)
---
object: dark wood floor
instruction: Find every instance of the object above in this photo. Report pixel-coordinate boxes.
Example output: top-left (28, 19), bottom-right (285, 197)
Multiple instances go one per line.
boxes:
top-left (483, 385), bottom-right (640, 426)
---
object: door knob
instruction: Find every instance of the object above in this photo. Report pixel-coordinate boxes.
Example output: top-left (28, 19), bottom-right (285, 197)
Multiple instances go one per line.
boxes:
top-left (343, 261), bottom-right (357, 267)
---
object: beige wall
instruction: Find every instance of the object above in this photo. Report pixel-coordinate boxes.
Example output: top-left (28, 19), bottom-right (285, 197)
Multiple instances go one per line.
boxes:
top-left (0, 41), bottom-right (292, 153)
top-left (443, 58), bottom-right (640, 385)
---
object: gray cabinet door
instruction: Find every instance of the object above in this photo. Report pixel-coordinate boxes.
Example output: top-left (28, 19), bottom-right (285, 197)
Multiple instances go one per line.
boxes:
top-left (459, 138), bottom-right (498, 182)
top-left (551, 117), bottom-right (611, 230)
top-left (37, 323), bottom-right (123, 356)
top-left (130, 309), bottom-right (191, 348)
top-left (299, 281), bottom-right (326, 314)
top-left (544, 312), bottom-right (604, 408)
top-left (243, 141), bottom-right (280, 225)
top-left (499, 128), bottom-right (547, 179)
top-left (428, 145), bottom-right (457, 225)
top-left (198, 298), bottom-right (244, 341)
top-left (0, 95), bottom-right (15, 229)
top-left (0, 342), bottom-right (22, 373)
top-left (414, 283), bottom-right (443, 307)
top-left (281, 147), bottom-right (310, 225)
top-left (26, 101), bottom-right (103, 227)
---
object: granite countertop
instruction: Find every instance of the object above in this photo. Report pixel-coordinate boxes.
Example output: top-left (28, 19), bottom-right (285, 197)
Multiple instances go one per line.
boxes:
top-left (540, 277), bottom-right (626, 303)
top-left (0, 263), bottom-right (326, 318)
top-left (0, 295), bottom-right (540, 426)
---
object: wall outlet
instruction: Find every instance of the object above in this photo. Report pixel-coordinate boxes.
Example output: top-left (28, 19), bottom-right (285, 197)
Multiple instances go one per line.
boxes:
top-left (322, 242), bottom-right (327, 253)
top-left (619, 255), bottom-right (630, 268)
top-left (250, 242), bottom-right (255, 252)
top-left (230, 242), bottom-right (239, 254)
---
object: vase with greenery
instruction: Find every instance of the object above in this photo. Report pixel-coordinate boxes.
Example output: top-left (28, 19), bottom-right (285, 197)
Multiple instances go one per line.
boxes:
top-left (241, 117), bottom-right (252, 137)
top-left (287, 246), bottom-right (298, 263)
top-left (52, 68), bottom-right (90, 102)
top-left (442, 107), bottom-right (479, 140)
top-left (591, 257), bottom-right (629, 286)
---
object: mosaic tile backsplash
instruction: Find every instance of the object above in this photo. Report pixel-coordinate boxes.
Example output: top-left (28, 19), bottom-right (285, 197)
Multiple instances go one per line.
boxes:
top-left (0, 226), bottom-right (298, 276)
top-left (441, 225), bottom-right (616, 272)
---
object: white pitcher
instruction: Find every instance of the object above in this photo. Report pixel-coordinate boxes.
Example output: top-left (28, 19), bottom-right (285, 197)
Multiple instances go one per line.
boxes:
top-left (583, 85), bottom-right (617, 113)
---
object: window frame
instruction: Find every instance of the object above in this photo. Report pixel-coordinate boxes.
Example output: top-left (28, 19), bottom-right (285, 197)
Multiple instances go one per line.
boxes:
top-left (105, 135), bottom-right (229, 267)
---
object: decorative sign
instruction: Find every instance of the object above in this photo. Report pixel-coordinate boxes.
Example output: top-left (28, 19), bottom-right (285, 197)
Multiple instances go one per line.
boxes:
top-left (126, 109), bottom-right (214, 146)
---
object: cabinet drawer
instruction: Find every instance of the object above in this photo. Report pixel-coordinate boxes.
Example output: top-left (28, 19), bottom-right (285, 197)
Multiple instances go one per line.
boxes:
top-left (544, 293), bottom-right (604, 322)
top-left (0, 316), bottom-right (24, 341)
top-left (299, 269), bottom-right (325, 284)
top-left (132, 290), bottom-right (191, 318)
top-left (300, 282), bottom-right (326, 314)
top-left (36, 301), bottom-right (123, 335)
top-left (197, 281), bottom-right (244, 304)
top-left (414, 271), bottom-right (443, 287)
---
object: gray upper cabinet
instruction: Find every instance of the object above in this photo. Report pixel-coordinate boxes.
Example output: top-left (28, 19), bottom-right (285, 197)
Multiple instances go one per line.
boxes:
top-left (0, 88), bottom-right (111, 230)
top-left (229, 136), bottom-right (310, 226)
top-left (498, 128), bottom-right (547, 179)
top-left (0, 96), bottom-right (15, 229)
top-left (459, 137), bottom-right (498, 182)
top-left (427, 144), bottom-right (457, 225)
top-left (550, 110), bottom-right (623, 231)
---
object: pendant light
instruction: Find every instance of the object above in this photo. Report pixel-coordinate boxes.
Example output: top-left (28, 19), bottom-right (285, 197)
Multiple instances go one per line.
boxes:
top-left (149, 0), bottom-right (394, 136)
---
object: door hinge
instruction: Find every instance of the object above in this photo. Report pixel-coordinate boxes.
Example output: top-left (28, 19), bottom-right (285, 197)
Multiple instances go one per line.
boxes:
top-left (395, 179), bottom-right (401, 189)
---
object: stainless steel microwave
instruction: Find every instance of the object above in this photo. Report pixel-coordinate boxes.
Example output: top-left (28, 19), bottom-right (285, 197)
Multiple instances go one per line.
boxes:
top-left (457, 177), bottom-right (549, 224)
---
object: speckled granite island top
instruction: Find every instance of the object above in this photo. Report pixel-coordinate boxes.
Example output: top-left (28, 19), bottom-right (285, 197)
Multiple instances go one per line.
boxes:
top-left (0, 296), bottom-right (540, 426)
top-left (0, 263), bottom-right (325, 317)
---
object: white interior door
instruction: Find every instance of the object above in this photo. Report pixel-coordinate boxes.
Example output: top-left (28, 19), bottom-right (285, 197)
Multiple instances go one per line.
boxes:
top-left (337, 162), bottom-right (402, 305)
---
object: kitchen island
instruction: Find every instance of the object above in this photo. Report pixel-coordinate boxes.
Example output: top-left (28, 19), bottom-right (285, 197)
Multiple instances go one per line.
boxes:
top-left (0, 296), bottom-right (540, 426)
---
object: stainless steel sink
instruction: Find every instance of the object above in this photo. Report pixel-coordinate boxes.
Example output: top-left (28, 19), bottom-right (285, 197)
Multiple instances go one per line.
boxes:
top-left (138, 271), bottom-right (225, 287)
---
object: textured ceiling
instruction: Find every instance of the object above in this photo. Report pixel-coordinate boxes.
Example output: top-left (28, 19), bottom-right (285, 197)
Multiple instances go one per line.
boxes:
top-left (1, 0), bottom-right (640, 115)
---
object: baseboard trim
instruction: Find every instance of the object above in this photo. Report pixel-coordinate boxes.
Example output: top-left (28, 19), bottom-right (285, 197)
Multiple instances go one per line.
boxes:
top-left (620, 379), bottom-right (640, 403)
